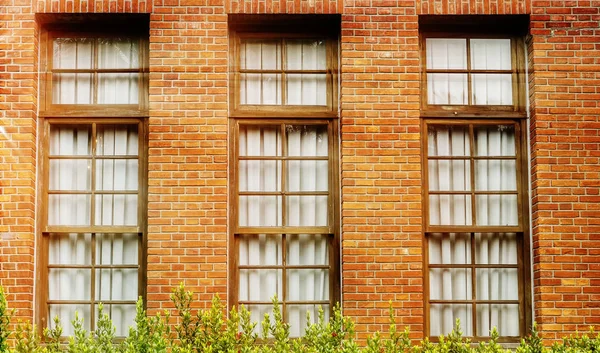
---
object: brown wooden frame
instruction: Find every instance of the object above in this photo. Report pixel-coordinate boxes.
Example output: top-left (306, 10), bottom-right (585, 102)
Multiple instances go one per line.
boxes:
top-left (229, 31), bottom-right (339, 118)
top-left (420, 33), bottom-right (527, 118)
top-left (228, 119), bottom-right (341, 331)
top-left (36, 25), bottom-right (148, 337)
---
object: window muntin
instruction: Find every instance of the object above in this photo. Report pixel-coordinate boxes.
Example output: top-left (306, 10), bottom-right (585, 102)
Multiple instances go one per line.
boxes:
top-left (42, 121), bottom-right (144, 337)
top-left (231, 33), bottom-right (337, 116)
top-left (423, 36), bottom-right (521, 112)
top-left (232, 120), bottom-right (338, 337)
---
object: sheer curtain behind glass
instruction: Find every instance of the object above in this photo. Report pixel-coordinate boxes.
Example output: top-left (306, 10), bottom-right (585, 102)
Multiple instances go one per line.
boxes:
top-left (47, 124), bottom-right (139, 336)
top-left (237, 124), bottom-right (330, 336)
top-left (427, 125), bottom-right (519, 337)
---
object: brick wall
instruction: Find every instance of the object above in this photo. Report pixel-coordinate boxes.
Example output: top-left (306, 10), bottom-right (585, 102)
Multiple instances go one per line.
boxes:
top-left (1, 0), bottom-right (599, 342)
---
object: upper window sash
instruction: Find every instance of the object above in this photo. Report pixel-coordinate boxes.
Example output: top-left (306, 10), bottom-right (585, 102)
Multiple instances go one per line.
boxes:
top-left (230, 32), bottom-right (339, 118)
top-left (420, 34), bottom-right (526, 117)
top-left (40, 31), bottom-right (149, 117)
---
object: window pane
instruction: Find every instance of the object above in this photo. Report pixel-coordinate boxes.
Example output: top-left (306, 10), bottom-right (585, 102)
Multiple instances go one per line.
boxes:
top-left (96, 304), bottom-right (136, 337)
top-left (426, 39), bottom-right (467, 70)
top-left (240, 73), bottom-right (282, 105)
top-left (49, 305), bottom-right (91, 336)
top-left (98, 73), bottom-right (140, 104)
top-left (286, 196), bottom-right (328, 227)
top-left (239, 125), bottom-right (281, 157)
top-left (427, 125), bottom-right (470, 157)
top-left (244, 305), bottom-right (281, 335)
top-left (49, 125), bottom-right (91, 156)
top-left (474, 233), bottom-right (517, 264)
top-left (239, 196), bottom-right (282, 227)
top-left (286, 40), bottom-right (326, 71)
top-left (430, 304), bottom-right (473, 336)
top-left (470, 39), bottom-right (511, 70)
top-left (96, 160), bottom-right (139, 191)
top-left (97, 38), bottom-right (140, 69)
top-left (52, 73), bottom-right (93, 104)
top-left (429, 269), bottom-right (472, 300)
top-left (48, 194), bottom-right (91, 226)
top-left (429, 194), bottom-right (472, 226)
top-left (476, 268), bottom-right (519, 300)
top-left (472, 74), bottom-right (512, 105)
top-left (427, 73), bottom-right (468, 105)
top-left (428, 160), bottom-right (470, 191)
top-left (286, 161), bottom-right (328, 192)
top-left (286, 125), bottom-right (328, 156)
top-left (475, 195), bottom-right (518, 226)
top-left (96, 233), bottom-right (139, 265)
top-left (240, 40), bottom-right (281, 70)
top-left (286, 234), bottom-right (329, 265)
top-left (476, 304), bottom-right (519, 337)
top-left (49, 159), bottom-right (91, 191)
top-left (94, 194), bottom-right (138, 226)
top-left (95, 269), bottom-right (138, 301)
top-left (97, 124), bottom-right (139, 156)
top-left (48, 233), bottom-right (92, 265)
top-left (239, 269), bottom-right (282, 301)
top-left (53, 38), bottom-right (93, 69)
top-left (238, 234), bottom-right (282, 266)
top-left (239, 160), bottom-right (281, 192)
top-left (428, 233), bottom-right (471, 265)
top-left (474, 125), bottom-right (516, 157)
top-left (287, 269), bottom-right (329, 301)
top-left (475, 160), bottom-right (516, 191)
top-left (48, 269), bottom-right (91, 300)
top-left (287, 304), bottom-right (329, 337)
top-left (286, 74), bottom-right (327, 105)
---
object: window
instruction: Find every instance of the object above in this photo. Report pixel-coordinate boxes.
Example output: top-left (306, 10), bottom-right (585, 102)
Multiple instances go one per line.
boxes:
top-left (421, 24), bottom-right (530, 342)
top-left (39, 23), bottom-right (148, 337)
top-left (229, 16), bottom-right (340, 337)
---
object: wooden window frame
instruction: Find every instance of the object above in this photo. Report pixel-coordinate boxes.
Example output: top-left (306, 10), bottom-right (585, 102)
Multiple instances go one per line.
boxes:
top-left (36, 23), bottom-right (149, 336)
top-left (229, 29), bottom-right (339, 118)
top-left (420, 33), bottom-right (527, 119)
top-left (39, 26), bottom-right (149, 118)
top-left (228, 118), bottom-right (341, 329)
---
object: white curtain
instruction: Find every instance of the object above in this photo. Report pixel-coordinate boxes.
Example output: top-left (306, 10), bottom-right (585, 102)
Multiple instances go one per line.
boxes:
top-left (52, 38), bottom-right (139, 105)
top-left (48, 124), bottom-right (138, 336)
top-left (238, 125), bottom-right (329, 336)
top-left (427, 38), bottom-right (512, 106)
top-left (240, 39), bottom-right (326, 106)
top-left (427, 125), bottom-right (519, 337)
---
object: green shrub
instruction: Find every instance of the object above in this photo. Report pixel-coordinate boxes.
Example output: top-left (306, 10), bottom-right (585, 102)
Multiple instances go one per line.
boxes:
top-left (0, 284), bottom-right (598, 353)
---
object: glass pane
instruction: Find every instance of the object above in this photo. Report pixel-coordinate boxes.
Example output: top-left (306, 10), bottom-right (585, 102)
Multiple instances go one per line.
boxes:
top-left (96, 160), bottom-right (139, 191)
top-left (240, 40), bottom-right (281, 70)
top-left (286, 74), bottom-right (327, 105)
top-left (49, 304), bottom-right (91, 336)
top-left (426, 38), bottom-right (467, 69)
top-left (429, 194), bottom-right (472, 226)
top-left (475, 268), bottom-right (519, 300)
top-left (470, 39), bottom-right (511, 70)
top-left (286, 196), bottom-right (328, 227)
top-left (49, 125), bottom-right (91, 156)
top-left (238, 269), bottom-right (282, 301)
top-left (49, 233), bottom-right (92, 265)
top-left (240, 73), bottom-right (282, 105)
top-left (472, 74), bottom-right (512, 105)
top-left (286, 234), bottom-right (329, 265)
top-left (475, 233), bottom-right (517, 264)
top-left (239, 125), bottom-right (281, 156)
top-left (286, 40), bottom-right (326, 70)
top-left (49, 159), bottom-right (91, 191)
top-left (96, 304), bottom-right (136, 337)
top-left (238, 196), bottom-right (282, 227)
top-left (97, 125), bottom-right (139, 156)
top-left (244, 305), bottom-right (281, 335)
top-left (429, 269), bottom-right (472, 300)
top-left (474, 125), bottom-right (516, 156)
top-left (94, 194), bottom-right (138, 226)
top-left (286, 161), bottom-right (328, 192)
top-left (238, 234), bottom-right (282, 266)
top-left (48, 269), bottom-right (91, 300)
top-left (427, 125), bottom-right (470, 157)
top-left (475, 195), bottom-right (518, 226)
top-left (52, 73), bottom-right (93, 104)
top-left (286, 125), bottom-right (328, 156)
top-left (98, 38), bottom-right (140, 69)
top-left (96, 233), bottom-right (139, 265)
top-left (429, 304), bottom-right (473, 336)
top-left (98, 73), bottom-right (140, 104)
top-left (428, 233), bottom-right (471, 265)
top-left (287, 304), bottom-right (329, 337)
top-left (239, 160), bottom-right (281, 192)
top-left (475, 160), bottom-right (516, 191)
top-left (476, 304), bottom-right (519, 337)
top-left (428, 160), bottom-right (470, 191)
top-left (427, 73), bottom-right (468, 105)
top-left (53, 38), bottom-right (93, 69)
top-left (48, 194), bottom-right (91, 226)
top-left (95, 269), bottom-right (138, 301)
top-left (286, 269), bottom-right (329, 301)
